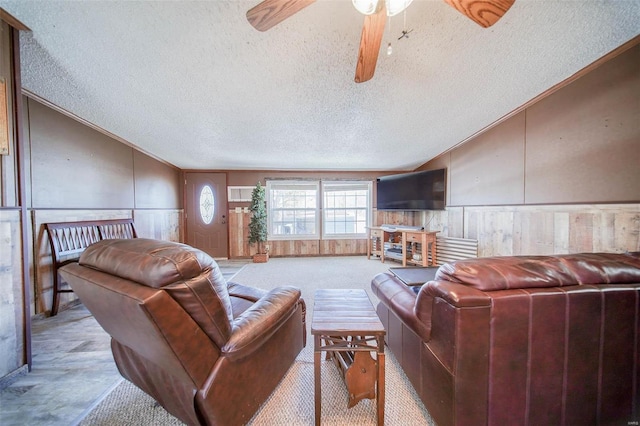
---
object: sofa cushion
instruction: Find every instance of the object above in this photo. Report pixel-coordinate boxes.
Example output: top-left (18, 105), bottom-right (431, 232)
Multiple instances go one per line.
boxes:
top-left (435, 252), bottom-right (640, 291)
top-left (80, 238), bottom-right (234, 346)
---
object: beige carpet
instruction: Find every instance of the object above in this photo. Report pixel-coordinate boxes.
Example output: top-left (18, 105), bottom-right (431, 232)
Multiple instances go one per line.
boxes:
top-left (80, 256), bottom-right (435, 425)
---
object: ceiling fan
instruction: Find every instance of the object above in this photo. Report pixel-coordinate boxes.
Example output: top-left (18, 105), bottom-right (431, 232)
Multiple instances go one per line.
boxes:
top-left (246, 0), bottom-right (515, 83)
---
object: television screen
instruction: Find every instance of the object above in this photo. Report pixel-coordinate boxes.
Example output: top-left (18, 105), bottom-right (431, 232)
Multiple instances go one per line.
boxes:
top-left (376, 169), bottom-right (446, 210)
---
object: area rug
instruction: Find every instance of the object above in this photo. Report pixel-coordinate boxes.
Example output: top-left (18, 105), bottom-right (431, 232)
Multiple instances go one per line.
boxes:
top-left (80, 256), bottom-right (435, 425)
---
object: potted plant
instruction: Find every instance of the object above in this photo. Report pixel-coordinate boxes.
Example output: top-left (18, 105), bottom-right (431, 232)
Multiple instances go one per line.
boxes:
top-left (248, 181), bottom-right (269, 263)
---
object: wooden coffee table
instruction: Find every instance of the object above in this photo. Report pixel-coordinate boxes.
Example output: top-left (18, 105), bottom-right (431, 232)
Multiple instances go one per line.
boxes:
top-left (311, 289), bottom-right (386, 426)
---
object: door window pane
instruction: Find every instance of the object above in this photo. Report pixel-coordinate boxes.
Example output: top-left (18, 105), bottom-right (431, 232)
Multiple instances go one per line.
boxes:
top-left (199, 185), bottom-right (215, 225)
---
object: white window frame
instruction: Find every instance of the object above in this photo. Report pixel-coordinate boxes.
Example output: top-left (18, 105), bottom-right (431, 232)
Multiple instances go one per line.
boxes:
top-left (227, 186), bottom-right (254, 202)
top-left (322, 181), bottom-right (372, 239)
top-left (266, 180), bottom-right (320, 240)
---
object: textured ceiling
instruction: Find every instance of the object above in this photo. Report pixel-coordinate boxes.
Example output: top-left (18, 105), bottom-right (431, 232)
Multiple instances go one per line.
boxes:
top-left (1, 1), bottom-right (638, 171)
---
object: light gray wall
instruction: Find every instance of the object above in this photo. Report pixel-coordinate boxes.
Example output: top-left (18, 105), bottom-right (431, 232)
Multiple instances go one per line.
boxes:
top-left (421, 44), bottom-right (640, 207)
top-left (417, 44), bottom-right (640, 255)
top-left (27, 97), bottom-right (181, 209)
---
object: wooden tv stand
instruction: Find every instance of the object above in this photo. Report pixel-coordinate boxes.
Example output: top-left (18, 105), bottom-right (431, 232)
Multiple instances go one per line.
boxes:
top-left (367, 227), bottom-right (438, 267)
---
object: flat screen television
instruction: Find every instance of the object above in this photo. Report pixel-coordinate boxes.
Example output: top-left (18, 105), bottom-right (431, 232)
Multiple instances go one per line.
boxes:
top-left (376, 169), bottom-right (446, 211)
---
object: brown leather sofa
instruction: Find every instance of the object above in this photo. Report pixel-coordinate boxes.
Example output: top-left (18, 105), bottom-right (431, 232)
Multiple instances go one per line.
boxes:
top-left (60, 238), bottom-right (306, 426)
top-left (371, 252), bottom-right (640, 426)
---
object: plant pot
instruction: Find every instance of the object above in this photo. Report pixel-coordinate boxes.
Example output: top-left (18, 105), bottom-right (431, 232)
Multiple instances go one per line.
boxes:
top-left (253, 253), bottom-right (269, 263)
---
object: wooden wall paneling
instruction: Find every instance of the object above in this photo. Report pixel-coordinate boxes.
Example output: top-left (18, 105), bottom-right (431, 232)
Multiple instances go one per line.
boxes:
top-left (133, 209), bottom-right (182, 242)
top-left (568, 212), bottom-right (594, 253)
top-left (0, 210), bottom-right (23, 375)
top-left (374, 210), bottom-right (419, 227)
top-left (473, 208), bottom-right (516, 257)
top-left (464, 209), bottom-right (478, 241)
top-left (420, 207), bottom-right (464, 238)
top-left (228, 210), bottom-right (251, 258)
top-left (228, 210), bottom-right (240, 257)
top-left (513, 209), bottom-right (556, 255)
top-left (593, 211), bottom-right (616, 252)
top-left (421, 210), bottom-right (443, 233)
top-left (319, 239), bottom-right (367, 255)
top-left (524, 44), bottom-right (640, 204)
top-left (230, 209), bottom-right (368, 257)
top-left (456, 204), bottom-right (640, 258)
top-left (320, 239), bottom-right (334, 256)
top-left (320, 239), bottom-right (336, 255)
top-left (31, 209), bottom-right (132, 314)
top-left (354, 239), bottom-right (368, 254)
top-left (0, 78), bottom-right (8, 155)
top-left (269, 239), bottom-right (285, 256)
top-left (552, 212), bottom-right (570, 254)
top-left (269, 239), bottom-right (320, 257)
top-left (446, 207), bottom-right (465, 238)
top-left (614, 211), bottom-right (640, 252)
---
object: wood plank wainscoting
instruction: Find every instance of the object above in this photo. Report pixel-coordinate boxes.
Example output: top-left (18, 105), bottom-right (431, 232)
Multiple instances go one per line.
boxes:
top-left (229, 209), bottom-right (420, 258)
top-left (230, 204), bottom-right (639, 259)
top-left (421, 204), bottom-right (640, 257)
top-left (0, 209), bottom-right (25, 377)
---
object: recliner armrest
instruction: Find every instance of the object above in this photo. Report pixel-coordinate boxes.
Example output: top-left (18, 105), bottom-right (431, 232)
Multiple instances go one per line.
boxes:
top-left (222, 286), bottom-right (301, 361)
top-left (227, 281), bottom-right (267, 303)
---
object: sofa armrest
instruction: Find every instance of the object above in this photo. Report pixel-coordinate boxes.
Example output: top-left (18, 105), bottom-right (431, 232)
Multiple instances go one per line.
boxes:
top-left (422, 281), bottom-right (492, 308)
top-left (222, 286), bottom-right (301, 361)
top-left (371, 272), bottom-right (432, 341)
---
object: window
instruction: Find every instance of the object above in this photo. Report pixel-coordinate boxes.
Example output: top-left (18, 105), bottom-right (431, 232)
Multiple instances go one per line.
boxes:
top-left (266, 179), bottom-right (373, 241)
top-left (227, 186), bottom-right (254, 202)
top-left (199, 185), bottom-right (215, 225)
top-left (322, 181), bottom-right (371, 238)
top-left (267, 181), bottom-right (319, 240)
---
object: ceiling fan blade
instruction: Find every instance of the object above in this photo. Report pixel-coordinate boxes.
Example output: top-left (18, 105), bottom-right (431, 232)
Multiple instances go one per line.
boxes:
top-left (247, 0), bottom-right (316, 31)
top-left (354, 4), bottom-right (387, 83)
top-left (443, 0), bottom-right (515, 28)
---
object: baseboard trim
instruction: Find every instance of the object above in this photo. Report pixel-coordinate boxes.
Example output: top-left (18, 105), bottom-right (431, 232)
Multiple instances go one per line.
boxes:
top-left (0, 364), bottom-right (28, 390)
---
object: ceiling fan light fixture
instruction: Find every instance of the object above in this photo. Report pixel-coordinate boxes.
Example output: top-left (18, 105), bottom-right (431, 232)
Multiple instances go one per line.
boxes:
top-left (385, 0), bottom-right (413, 16)
top-left (352, 0), bottom-right (380, 15)
top-left (352, 0), bottom-right (413, 16)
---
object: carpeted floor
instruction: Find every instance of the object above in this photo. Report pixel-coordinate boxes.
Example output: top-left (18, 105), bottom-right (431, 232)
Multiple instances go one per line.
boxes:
top-left (80, 256), bottom-right (435, 425)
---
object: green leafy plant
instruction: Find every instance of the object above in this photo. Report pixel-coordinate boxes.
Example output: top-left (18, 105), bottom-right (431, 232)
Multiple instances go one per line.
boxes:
top-left (248, 181), bottom-right (268, 254)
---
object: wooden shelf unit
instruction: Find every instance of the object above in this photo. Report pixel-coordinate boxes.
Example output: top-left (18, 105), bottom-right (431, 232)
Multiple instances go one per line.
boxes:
top-left (367, 227), bottom-right (438, 267)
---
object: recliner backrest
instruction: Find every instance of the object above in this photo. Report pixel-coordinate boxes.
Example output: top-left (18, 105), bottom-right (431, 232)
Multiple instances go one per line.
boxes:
top-left (79, 238), bottom-right (234, 347)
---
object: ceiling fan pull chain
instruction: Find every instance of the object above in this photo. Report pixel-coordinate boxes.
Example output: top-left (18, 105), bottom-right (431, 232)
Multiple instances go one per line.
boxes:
top-left (387, 14), bottom-right (393, 55)
top-left (397, 8), bottom-right (413, 41)
top-left (403, 6), bottom-right (406, 31)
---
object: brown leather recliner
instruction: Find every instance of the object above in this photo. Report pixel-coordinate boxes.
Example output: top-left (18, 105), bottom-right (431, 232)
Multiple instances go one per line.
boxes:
top-left (59, 238), bottom-right (306, 426)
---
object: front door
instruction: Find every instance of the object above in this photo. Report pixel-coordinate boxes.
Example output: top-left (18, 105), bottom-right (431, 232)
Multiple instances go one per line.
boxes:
top-left (185, 172), bottom-right (228, 258)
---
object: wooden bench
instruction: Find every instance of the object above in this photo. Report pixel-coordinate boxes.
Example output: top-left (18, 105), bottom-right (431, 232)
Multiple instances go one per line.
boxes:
top-left (44, 218), bottom-right (137, 316)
